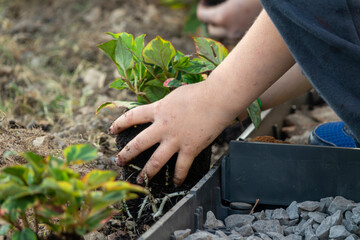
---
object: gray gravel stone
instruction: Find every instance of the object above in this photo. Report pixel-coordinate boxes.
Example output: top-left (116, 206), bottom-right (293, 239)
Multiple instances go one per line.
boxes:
top-left (265, 210), bottom-right (273, 220)
top-left (284, 234), bottom-right (302, 240)
top-left (304, 225), bottom-right (317, 240)
top-left (228, 233), bottom-right (244, 240)
top-left (258, 233), bottom-right (272, 240)
top-left (345, 211), bottom-right (353, 221)
top-left (308, 212), bottom-right (327, 223)
top-left (252, 210), bottom-right (265, 220)
top-left (313, 223), bottom-right (320, 230)
top-left (298, 201), bottom-right (320, 212)
top-left (320, 197), bottom-right (334, 209)
top-left (234, 224), bottom-right (254, 237)
top-left (84, 231), bottom-right (106, 240)
top-left (344, 235), bottom-right (358, 240)
top-left (267, 232), bottom-right (285, 240)
top-left (301, 211), bottom-right (310, 220)
top-left (294, 218), bottom-right (313, 236)
top-left (315, 210), bottom-right (342, 239)
top-left (286, 201), bottom-right (299, 220)
top-left (204, 211), bottom-right (225, 228)
top-left (273, 208), bottom-right (290, 225)
top-left (342, 219), bottom-right (360, 236)
top-left (174, 229), bottom-right (192, 240)
top-left (329, 225), bottom-right (351, 239)
top-left (184, 231), bottom-right (216, 240)
top-left (328, 196), bottom-right (356, 215)
top-left (215, 230), bottom-right (230, 240)
top-left (225, 215), bottom-right (255, 228)
top-left (245, 236), bottom-right (262, 240)
top-left (284, 226), bottom-right (295, 236)
top-left (351, 206), bottom-right (360, 224)
top-left (252, 220), bottom-right (283, 235)
top-left (288, 219), bottom-right (299, 226)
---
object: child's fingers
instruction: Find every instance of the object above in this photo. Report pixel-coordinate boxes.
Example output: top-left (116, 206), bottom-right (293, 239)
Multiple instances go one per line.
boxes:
top-left (173, 150), bottom-right (196, 186)
top-left (109, 104), bottom-right (154, 134)
top-left (116, 125), bottom-right (161, 167)
top-left (136, 142), bottom-right (179, 184)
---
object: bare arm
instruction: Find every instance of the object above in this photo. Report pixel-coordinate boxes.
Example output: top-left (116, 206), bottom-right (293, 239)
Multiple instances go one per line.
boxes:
top-left (109, 10), bottom-right (294, 186)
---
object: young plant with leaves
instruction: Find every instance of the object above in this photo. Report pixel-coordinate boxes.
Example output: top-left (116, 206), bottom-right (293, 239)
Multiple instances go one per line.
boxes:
top-left (0, 144), bottom-right (146, 240)
top-left (97, 32), bottom-right (261, 127)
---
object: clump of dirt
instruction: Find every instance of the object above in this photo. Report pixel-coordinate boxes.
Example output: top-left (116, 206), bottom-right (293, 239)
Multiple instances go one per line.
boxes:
top-left (250, 135), bottom-right (291, 144)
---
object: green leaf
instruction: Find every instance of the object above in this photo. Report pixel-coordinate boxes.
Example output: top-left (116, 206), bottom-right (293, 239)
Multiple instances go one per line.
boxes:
top-left (182, 74), bottom-right (203, 84)
top-left (1, 166), bottom-right (28, 184)
top-left (164, 78), bottom-right (182, 88)
top-left (0, 183), bottom-right (30, 200)
top-left (193, 37), bottom-right (229, 66)
top-left (12, 228), bottom-right (37, 240)
top-left (63, 144), bottom-right (97, 165)
top-left (138, 79), bottom-right (170, 103)
top-left (143, 36), bottom-right (176, 72)
top-left (97, 40), bottom-right (117, 63)
top-left (173, 55), bottom-right (190, 70)
top-left (115, 37), bottom-right (133, 74)
top-left (176, 58), bottom-right (215, 74)
top-left (21, 152), bottom-right (46, 173)
top-left (96, 101), bottom-right (143, 114)
top-left (82, 170), bottom-right (116, 190)
top-left (81, 208), bottom-right (113, 234)
top-left (247, 100), bottom-right (262, 129)
top-left (109, 79), bottom-right (129, 90)
top-left (0, 224), bottom-right (10, 235)
top-left (133, 34), bottom-right (146, 61)
top-left (2, 195), bottom-right (36, 212)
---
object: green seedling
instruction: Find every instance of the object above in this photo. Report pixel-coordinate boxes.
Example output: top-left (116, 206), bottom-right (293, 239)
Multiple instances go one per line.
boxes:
top-left (97, 32), bottom-right (261, 128)
top-left (0, 144), bottom-right (147, 240)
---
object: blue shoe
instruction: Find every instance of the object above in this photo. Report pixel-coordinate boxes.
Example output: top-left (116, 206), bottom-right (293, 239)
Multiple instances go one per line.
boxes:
top-left (308, 121), bottom-right (358, 148)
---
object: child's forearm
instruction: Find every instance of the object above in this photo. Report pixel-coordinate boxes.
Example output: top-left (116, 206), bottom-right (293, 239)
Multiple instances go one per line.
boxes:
top-left (204, 9), bottom-right (295, 119)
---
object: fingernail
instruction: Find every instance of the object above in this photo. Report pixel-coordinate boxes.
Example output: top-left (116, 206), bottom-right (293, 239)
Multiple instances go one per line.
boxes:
top-left (108, 125), bottom-right (114, 134)
top-left (136, 176), bottom-right (144, 185)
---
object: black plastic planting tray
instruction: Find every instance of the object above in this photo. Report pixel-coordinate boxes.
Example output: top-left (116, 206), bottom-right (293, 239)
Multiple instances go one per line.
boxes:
top-left (139, 141), bottom-right (360, 240)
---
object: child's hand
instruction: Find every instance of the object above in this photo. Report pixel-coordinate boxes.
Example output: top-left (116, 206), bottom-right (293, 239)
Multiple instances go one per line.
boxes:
top-left (197, 0), bottom-right (262, 39)
top-left (109, 81), bottom-right (232, 186)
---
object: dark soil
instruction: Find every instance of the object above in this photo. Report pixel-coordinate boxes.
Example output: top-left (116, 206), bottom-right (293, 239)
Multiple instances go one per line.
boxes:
top-left (115, 123), bottom-right (212, 232)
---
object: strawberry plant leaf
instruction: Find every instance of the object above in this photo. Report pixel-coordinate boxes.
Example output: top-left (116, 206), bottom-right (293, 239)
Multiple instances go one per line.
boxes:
top-left (182, 73), bottom-right (203, 84)
top-left (176, 58), bottom-right (215, 74)
top-left (82, 170), bottom-right (117, 190)
top-left (0, 224), bottom-right (10, 235)
top-left (193, 37), bottom-right (228, 66)
top-left (247, 100), bottom-right (262, 129)
top-left (143, 36), bottom-right (176, 72)
top-left (63, 144), bottom-right (97, 165)
top-left (133, 34), bottom-right (146, 61)
top-left (109, 78), bottom-right (129, 90)
top-left (138, 79), bottom-right (170, 103)
top-left (96, 101), bottom-right (143, 114)
top-left (21, 152), bottom-right (46, 173)
top-left (164, 78), bottom-right (182, 87)
top-left (1, 166), bottom-right (28, 184)
top-left (115, 37), bottom-right (133, 74)
top-left (97, 40), bottom-right (117, 63)
top-left (12, 228), bottom-right (37, 240)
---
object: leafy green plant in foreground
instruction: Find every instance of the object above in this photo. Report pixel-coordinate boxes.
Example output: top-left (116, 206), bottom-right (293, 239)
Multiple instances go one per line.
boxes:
top-left (0, 144), bottom-right (146, 240)
top-left (97, 32), bottom-right (261, 128)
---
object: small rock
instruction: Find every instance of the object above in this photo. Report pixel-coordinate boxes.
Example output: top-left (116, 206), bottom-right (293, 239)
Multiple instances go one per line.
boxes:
top-left (284, 226), bottom-right (295, 236)
top-left (351, 206), bottom-right (360, 224)
top-left (328, 196), bottom-right (356, 215)
top-left (106, 233), bottom-right (116, 240)
top-left (284, 234), bottom-right (302, 240)
top-left (342, 219), bottom-right (360, 236)
top-left (294, 218), bottom-right (313, 236)
top-left (82, 68), bottom-right (106, 90)
top-left (265, 209), bottom-right (273, 220)
top-left (301, 211), bottom-right (310, 220)
top-left (344, 235), bottom-right (357, 240)
top-left (33, 136), bottom-right (46, 147)
top-left (251, 220), bottom-right (283, 235)
top-left (0, 66), bottom-right (13, 75)
top-left (225, 214), bottom-right (255, 228)
top-left (288, 219), bottom-right (300, 226)
top-left (184, 231), bottom-right (216, 240)
top-left (266, 232), bottom-right (285, 240)
top-left (245, 236), bottom-right (262, 240)
top-left (320, 197), bottom-right (334, 210)
top-left (228, 232), bottom-right (244, 240)
top-left (174, 229), bottom-right (191, 240)
top-left (316, 210), bottom-right (342, 239)
top-left (234, 224), bottom-right (253, 237)
top-left (84, 231), bottom-right (106, 240)
top-left (298, 201), bottom-right (320, 212)
top-left (313, 223), bottom-right (320, 230)
top-left (329, 225), bottom-right (351, 239)
top-left (308, 212), bottom-right (327, 223)
top-left (272, 208), bottom-right (290, 225)
top-left (304, 225), bottom-right (317, 240)
top-left (204, 211), bottom-right (225, 228)
top-left (216, 230), bottom-right (230, 240)
top-left (252, 210), bottom-right (266, 220)
top-left (258, 233), bottom-right (272, 240)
